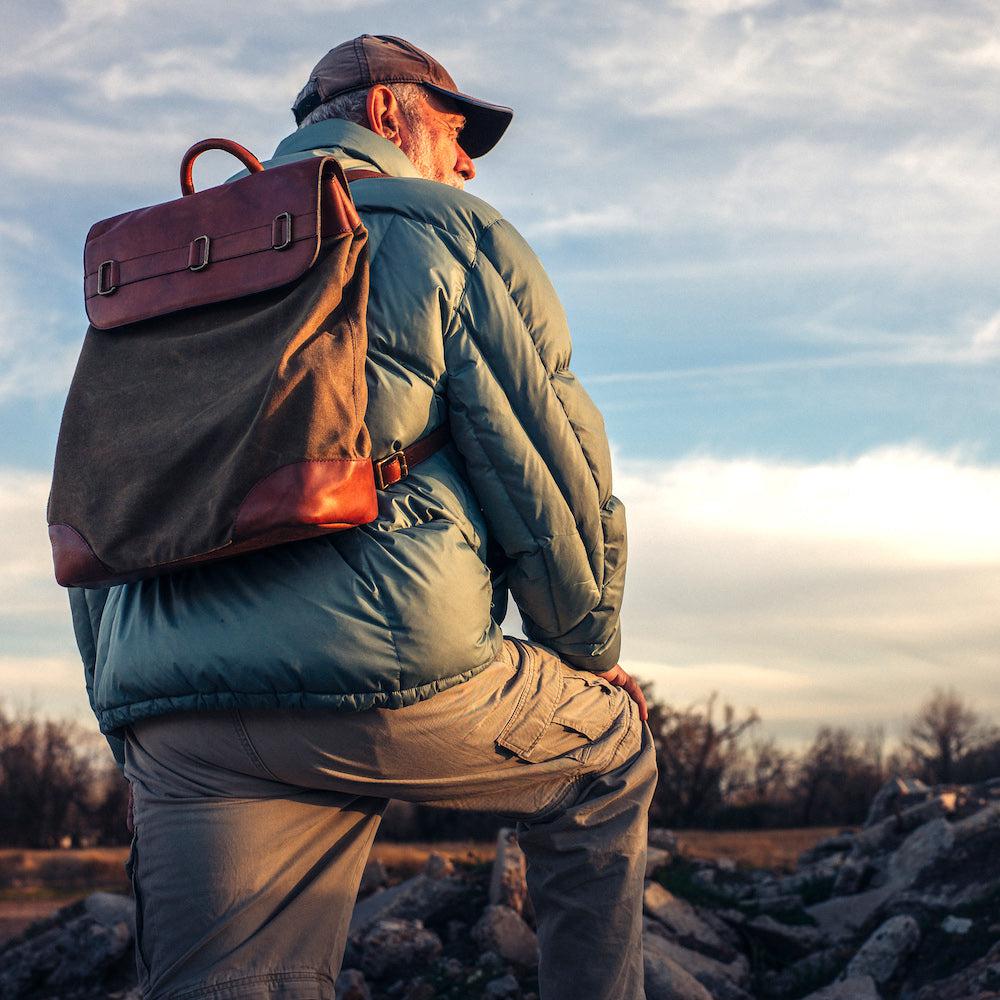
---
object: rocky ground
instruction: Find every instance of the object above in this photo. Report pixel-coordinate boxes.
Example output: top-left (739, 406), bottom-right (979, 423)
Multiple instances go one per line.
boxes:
top-left (1, 776), bottom-right (998, 999)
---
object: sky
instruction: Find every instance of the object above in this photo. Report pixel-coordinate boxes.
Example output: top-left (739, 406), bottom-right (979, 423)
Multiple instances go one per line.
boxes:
top-left (2, 0), bottom-right (999, 747)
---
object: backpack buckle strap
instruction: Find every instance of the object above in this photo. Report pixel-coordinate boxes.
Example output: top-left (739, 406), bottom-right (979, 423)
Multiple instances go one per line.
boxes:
top-left (97, 260), bottom-right (119, 296)
top-left (372, 425), bottom-right (451, 490)
top-left (373, 450), bottom-right (408, 490)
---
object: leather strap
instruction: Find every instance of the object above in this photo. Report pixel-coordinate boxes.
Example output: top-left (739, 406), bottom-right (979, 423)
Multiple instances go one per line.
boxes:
top-left (85, 213), bottom-right (319, 299)
top-left (345, 169), bottom-right (388, 182)
top-left (373, 424), bottom-right (451, 489)
top-left (345, 165), bottom-right (438, 489)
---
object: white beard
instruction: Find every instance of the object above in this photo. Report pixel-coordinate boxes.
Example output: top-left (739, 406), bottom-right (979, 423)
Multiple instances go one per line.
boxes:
top-left (404, 119), bottom-right (464, 189)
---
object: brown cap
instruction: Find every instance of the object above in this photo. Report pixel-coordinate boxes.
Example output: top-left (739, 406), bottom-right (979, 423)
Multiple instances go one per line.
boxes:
top-left (292, 34), bottom-right (513, 158)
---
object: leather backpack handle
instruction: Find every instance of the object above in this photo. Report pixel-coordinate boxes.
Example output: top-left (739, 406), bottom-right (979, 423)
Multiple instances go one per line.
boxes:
top-left (180, 138), bottom-right (264, 196)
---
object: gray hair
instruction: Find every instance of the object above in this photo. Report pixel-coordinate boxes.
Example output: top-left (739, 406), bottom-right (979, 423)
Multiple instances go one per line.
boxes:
top-left (295, 82), bottom-right (426, 130)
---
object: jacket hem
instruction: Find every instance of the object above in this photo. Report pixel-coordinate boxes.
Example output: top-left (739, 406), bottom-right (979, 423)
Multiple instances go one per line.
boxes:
top-left (95, 653), bottom-right (499, 736)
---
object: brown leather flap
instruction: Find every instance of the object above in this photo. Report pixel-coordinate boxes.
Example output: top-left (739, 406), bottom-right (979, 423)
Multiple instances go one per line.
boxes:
top-left (84, 155), bottom-right (361, 330)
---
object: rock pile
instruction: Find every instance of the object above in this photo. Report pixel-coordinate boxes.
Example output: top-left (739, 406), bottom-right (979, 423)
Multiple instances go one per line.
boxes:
top-left (1, 776), bottom-right (997, 999)
top-left (641, 776), bottom-right (1000, 1000)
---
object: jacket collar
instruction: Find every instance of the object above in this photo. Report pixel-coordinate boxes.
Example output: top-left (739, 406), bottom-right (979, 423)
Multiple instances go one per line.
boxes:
top-left (270, 120), bottom-right (422, 179)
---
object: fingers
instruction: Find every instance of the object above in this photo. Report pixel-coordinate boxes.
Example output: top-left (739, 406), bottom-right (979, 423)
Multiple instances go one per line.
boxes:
top-left (597, 664), bottom-right (648, 722)
top-left (623, 674), bottom-right (649, 722)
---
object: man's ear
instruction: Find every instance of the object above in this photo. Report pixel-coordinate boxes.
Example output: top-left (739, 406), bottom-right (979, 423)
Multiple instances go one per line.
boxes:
top-left (366, 85), bottom-right (403, 147)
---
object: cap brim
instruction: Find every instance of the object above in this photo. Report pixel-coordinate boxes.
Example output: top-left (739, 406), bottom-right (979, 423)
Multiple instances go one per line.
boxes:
top-left (422, 83), bottom-right (513, 158)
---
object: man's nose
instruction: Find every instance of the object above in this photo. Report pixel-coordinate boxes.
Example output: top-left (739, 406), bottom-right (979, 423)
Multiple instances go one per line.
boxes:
top-left (455, 143), bottom-right (475, 182)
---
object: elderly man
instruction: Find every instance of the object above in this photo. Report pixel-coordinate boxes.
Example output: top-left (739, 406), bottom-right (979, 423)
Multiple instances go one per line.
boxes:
top-left (70, 34), bottom-right (656, 1000)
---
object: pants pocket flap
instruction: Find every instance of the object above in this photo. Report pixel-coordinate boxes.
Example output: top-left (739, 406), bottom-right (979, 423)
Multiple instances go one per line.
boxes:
top-left (495, 646), bottom-right (563, 761)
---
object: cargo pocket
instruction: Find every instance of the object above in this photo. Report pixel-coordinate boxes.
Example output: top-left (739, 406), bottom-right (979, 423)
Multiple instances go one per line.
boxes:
top-left (496, 644), bottom-right (616, 765)
top-left (124, 835), bottom-right (151, 982)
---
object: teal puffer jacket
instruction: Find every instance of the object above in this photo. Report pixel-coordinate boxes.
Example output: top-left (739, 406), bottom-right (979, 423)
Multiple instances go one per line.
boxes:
top-left (69, 120), bottom-right (627, 750)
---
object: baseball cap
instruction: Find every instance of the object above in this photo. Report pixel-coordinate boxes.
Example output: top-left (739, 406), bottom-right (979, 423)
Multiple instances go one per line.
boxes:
top-left (292, 34), bottom-right (513, 158)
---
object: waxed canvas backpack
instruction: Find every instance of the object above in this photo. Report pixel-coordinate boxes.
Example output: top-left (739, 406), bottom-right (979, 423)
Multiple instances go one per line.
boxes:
top-left (48, 138), bottom-right (446, 588)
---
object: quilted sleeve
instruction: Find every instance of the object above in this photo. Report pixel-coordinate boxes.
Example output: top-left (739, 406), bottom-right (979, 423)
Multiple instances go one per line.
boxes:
top-left (443, 217), bottom-right (627, 672)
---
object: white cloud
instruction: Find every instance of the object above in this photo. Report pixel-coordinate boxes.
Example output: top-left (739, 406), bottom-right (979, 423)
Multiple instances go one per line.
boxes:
top-left (585, 306), bottom-right (1000, 386)
top-left (0, 269), bottom-right (80, 402)
top-left (0, 470), bottom-right (64, 615)
top-left (0, 468), bottom-right (88, 721)
top-left (612, 445), bottom-right (1000, 741)
top-left (568, 1), bottom-right (1000, 122)
top-left (3, 446), bottom-right (1000, 739)
top-left (521, 205), bottom-right (637, 238)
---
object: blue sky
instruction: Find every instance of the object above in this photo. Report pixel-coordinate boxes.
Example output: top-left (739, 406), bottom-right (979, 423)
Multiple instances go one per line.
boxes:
top-left (3, 0), bottom-right (999, 745)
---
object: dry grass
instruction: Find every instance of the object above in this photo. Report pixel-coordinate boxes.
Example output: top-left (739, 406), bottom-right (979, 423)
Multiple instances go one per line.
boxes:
top-left (0, 827), bottom-right (846, 941)
top-left (368, 840), bottom-right (496, 874)
top-left (676, 826), bottom-right (850, 871)
top-left (0, 848), bottom-right (130, 898)
top-left (0, 827), bottom-right (844, 894)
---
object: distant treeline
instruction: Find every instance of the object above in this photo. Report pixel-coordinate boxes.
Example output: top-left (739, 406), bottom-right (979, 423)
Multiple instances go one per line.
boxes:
top-left (0, 686), bottom-right (997, 847)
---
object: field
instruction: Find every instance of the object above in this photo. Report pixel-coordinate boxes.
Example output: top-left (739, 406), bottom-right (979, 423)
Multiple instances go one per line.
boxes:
top-left (0, 827), bottom-right (845, 943)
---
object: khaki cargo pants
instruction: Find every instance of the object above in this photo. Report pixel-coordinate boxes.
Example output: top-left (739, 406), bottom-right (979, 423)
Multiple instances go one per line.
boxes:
top-left (124, 637), bottom-right (657, 999)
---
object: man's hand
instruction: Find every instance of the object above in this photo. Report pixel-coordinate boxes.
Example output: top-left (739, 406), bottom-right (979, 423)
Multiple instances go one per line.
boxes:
top-left (596, 664), bottom-right (648, 722)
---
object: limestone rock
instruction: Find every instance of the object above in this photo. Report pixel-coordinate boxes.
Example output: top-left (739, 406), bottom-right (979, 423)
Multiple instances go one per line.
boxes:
top-left (843, 914), bottom-right (921, 985)
top-left (761, 945), bottom-right (855, 998)
top-left (484, 972), bottom-right (521, 998)
top-left (807, 885), bottom-right (894, 940)
top-left (349, 872), bottom-right (469, 936)
top-left (643, 881), bottom-right (727, 952)
top-left (832, 857), bottom-right (870, 896)
top-left (887, 817), bottom-right (954, 887)
top-left (951, 801), bottom-right (1000, 842)
top-left (746, 913), bottom-right (824, 956)
top-left (643, 932), bottom-right (714, 1000)
top-left (359, 917), bottom-right (442, 980)
top-left (359, 857), bottom-right (389, 895)
top-left (83, 891), bottom-right (135, 931)
top-left (423, 851), bottom-right (455, 879)
top-left (853, 795), bottom-right (952, 856)
top-left (645, 846), bottom-right (672, 877)
top-left (648, 827), bottom-right (679, 852)
top-left (910, 940), bottom-right (1000, 1000)
top-left (940, 914), bottom-right (973, 934)
top-left (799, 832), bottom-right (857, 868)
top-left (774, 860), bottom-right (841, 897)
top-left (489, 827), bottom-right (529, 916)
top-left (0, 904), bottom-right (133, 996)
top-left (473, 905), bottom-right (539, 967)
top-left (803, 974), bottom-right (881, 999)
top-left (335, 968), bottom-right (372, 1000)
top-left (643, 918), bottom-right (751, 996)
top-left (401, 976), bottom-right (436, 1000)
top-left (864, 776), bottom-right (931, 827)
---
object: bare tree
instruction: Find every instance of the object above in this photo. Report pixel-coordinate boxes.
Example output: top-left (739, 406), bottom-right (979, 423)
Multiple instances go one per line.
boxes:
top-left (0, 705), bottom-right (129, 848)
top-left (794, 726), bottom-right (884, 826)
top-left (905, 687), bottom-right (989, 784)
top-left (647, 692), bottom-right (760, 827)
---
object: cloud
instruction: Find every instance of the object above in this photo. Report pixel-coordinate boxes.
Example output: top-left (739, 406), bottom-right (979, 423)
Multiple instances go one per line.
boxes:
top-left (0, 272), bottom-right (80, 403)
top-left (567, 1), bottom-right (1000, 123)
top-left (4, 445), bottom-right (1000, 740)
top-left (584, 307), bottom-right (1000, 387)
top-left (611, 445), bottom-right (1000, 742)
top-left (0, 467), bottom-right (86, 720)
top-left (521, 205), bottom-right (637, 239)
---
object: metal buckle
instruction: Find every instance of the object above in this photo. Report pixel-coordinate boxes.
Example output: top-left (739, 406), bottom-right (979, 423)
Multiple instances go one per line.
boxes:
top-left (272, 212), bottom-right (293, 251)
top-left (188, 235), bottom-right (211, 271)
top-left (96, 260), bottom-right (118, 296)
top-left (373, 450), bottom-right (408, 490)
